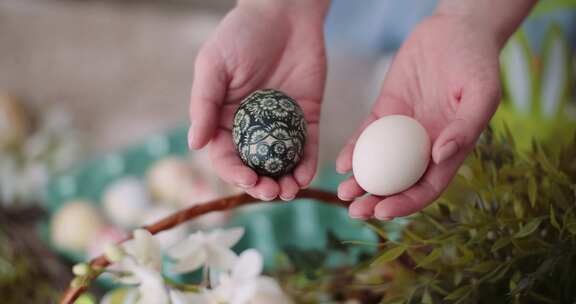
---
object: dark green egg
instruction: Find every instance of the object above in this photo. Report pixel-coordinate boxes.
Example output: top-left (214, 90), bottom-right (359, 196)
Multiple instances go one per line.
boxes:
top-left (232, 89), bottom-right (307, 178)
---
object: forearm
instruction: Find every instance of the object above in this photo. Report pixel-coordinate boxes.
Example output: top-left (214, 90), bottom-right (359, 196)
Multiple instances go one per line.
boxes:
top-left (436, 0), bottom-right (537, 48)
top-left (237, 0), bottom-right (331, 24)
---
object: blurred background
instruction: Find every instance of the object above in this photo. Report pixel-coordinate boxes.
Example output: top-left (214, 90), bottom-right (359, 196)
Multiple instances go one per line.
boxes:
top-left (0, 0), bottom-right (574, 303)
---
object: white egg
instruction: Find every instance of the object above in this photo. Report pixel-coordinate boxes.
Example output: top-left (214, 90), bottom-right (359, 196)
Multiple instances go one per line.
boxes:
top-left (51, 201), bottom-right (105, 252)
top-left (352, 115), bottom-right (430, 196)
top-left (103, 177), bottom-right (151, 228)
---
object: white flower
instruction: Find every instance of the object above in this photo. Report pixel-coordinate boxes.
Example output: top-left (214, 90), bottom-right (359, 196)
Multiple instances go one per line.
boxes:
top-left (129, 263), bottom-right (170, 304)
top-left (121, 229), bottom-right (163, 275)
top-left (168, 289), bottom-right (219, 304)
top-left (107, 229), bottom-right (198, 304)
top-left (167, 227), bottom-right (244, 274)
top-left (110, 229), bottom-right (171, 304)
top-left (212, 249), bottom-right (293, 304)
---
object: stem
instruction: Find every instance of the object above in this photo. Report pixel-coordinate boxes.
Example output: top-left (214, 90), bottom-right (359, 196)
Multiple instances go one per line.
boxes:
top-left (163, 275), bottom-right (200, 293)
top-left (59, 189), bottom-right (346, 304)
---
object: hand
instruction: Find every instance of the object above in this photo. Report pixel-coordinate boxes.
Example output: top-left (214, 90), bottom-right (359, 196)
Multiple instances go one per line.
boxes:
top-left (188, 2), bottom-right (328, 201)
top-left (336, 15), bottom-right (502, 220)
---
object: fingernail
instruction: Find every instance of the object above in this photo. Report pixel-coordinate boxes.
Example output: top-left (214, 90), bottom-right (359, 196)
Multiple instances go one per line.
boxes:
top-left (349, 212), bottom-right (370, 220)
top-left (187, 126), bottom-right (194, 150)
top-left (336, 164), bottom-right (349, 175)
top-left (279, 194), bottom-right (295, 201)
top-left (434, 140), bottom-right (458, 164)
top-left (261, 194), bottom-right (276, 201)
top-left (375, 215), bottom-right (394, 221)
top-left (338, 193), bottom-right (353, 202)
top-left (237, 183), bottom-right (254, 189)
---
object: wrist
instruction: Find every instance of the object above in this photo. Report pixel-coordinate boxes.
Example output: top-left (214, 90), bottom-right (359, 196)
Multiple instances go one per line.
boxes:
top-left (237, 0), bottom-right (330, 26)
top-left (435, 0), bottom-right (536, 49)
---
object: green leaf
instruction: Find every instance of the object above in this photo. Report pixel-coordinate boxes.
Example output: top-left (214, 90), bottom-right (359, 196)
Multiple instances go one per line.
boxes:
top-left (502, 123), bottom-right (516, 147)
top-left (341, 240), bottom-right (380, 247)
top-left (444, 285), bottom-right (472, 301)
top-left (566, 221), bottom-right (576, 235)
top-left (421, 212), bottom-right (447, 232)
top-left (422, 289), bottom-right (433, 304)
top-left (550, 207), bottom-right (561, 230)
top-left (454, 272), bottom-right (464, 286)
top-left (514, 218), bottom-right (543, 238)
top-left (563, 209), bottom-right (576, 235)
top-left (468, 260), bottom-right (499, 273)
top-left (528, 177), bottom-right (537, 208)
top-left (488, 264), bottom-right (511, 283)
top-left (365, 220), bottom-right (388, 240)
top-left (455, 244), bottom-right (475, 265)
top-left (403, 229), bottom-right (428, 243)
top-left (371, 246), bottom-right (407, 266)
top-left (491, 237), bottom-right (511, 252)
top-left (416, 247), bottom-right (443, 269)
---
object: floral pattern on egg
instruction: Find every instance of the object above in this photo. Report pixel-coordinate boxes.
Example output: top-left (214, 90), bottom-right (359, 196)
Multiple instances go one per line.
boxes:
top-left (232, 89), bottom-right (307, 177)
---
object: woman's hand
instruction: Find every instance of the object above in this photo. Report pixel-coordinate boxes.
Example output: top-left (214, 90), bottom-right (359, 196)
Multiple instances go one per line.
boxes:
top-left (188, 1), bottom-right (329, 201)
top-left (337, 15), bottom-right (504, 220)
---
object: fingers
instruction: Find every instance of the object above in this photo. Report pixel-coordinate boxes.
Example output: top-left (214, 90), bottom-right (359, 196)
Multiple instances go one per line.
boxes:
top-left (208, 130), bottom-right (258, 188)
top-left (433, 82), bottom-right (501, 164)
top-left (335, 114), bottom-right (378, 174)
top-left (278, 176), bottom-right (299, 201)
top-left (293, 122), bottom-right (319, 188)
top-left (348, 195), bottom-right (381, 220)
top-left (337, 175), bottom-right (365, 201)
top-left (245, 177), bottom-right (280, 201)
top-left (189, 49), bottom-right (228, 150)
top-left (372, 150), bottom-right (466, 219)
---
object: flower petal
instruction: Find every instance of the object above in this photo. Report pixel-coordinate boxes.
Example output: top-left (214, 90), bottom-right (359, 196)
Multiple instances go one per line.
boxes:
top-left (132, 265), bottom-right (169, 304)
top-left (232, 249), bottom-right (263, 281)
top-left (209, 227), bottom-right (245, 248)
top-left (205, 244), bottom-right (238, 270)
top-left (166, 233), bottom-right (203, 259)
top-left (127, 229), bottom-right (162, 271)
top-left (230, 281), bottom-right (257, 304)
top-left (169, 289), bottom-right (218, 304)
top-left (169, 248), bottom-right (207, 274)
top-left (114, 258), bottom-right (141, 284)
top-left (252, 276), bottom-right (293, 304)
top-left (168, 289), bottom-right (189, 304)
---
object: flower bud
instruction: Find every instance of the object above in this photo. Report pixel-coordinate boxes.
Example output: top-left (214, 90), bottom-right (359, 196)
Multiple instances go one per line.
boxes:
top-left (104, 244), bottom-right (125, 262)
top-left (72, 263), bottom-right (90, 276)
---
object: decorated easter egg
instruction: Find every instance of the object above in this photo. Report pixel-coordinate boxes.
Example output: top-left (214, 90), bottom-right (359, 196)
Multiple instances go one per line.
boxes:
top-left (232, 89), bottom-right (307, 177)
top-left (353, 115), bottom-right (430, 196)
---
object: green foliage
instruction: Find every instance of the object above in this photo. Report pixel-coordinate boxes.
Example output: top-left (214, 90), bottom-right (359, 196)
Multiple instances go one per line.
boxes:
top-left (531, 0), bottom-right (576, 18)
top-left (371, 129), bottom-right (576, 304)
top-left (275, 230), bottom-right (384, 303)
top-left (0, 229), bottom-right (60, 303)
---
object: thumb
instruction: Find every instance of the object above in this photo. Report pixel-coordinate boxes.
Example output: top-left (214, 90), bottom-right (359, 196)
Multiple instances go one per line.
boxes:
top-left (188, 48), bottom-right (228, 150)
top-left (432, 83), bottom-right (501, 164)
